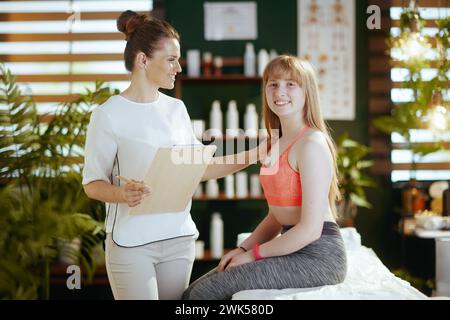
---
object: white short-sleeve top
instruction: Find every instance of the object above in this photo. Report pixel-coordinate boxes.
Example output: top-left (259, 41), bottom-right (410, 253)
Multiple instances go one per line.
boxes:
top-left (82, 93), bottom-right (201, 247)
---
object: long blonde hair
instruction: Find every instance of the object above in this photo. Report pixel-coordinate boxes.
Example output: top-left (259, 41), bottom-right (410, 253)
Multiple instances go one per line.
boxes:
top-left (262, 55), bottom-right (341, 218)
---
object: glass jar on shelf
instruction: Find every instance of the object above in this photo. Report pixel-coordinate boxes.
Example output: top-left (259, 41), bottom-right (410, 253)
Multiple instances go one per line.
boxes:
top-left (402, 178), bottom-right (427, 216)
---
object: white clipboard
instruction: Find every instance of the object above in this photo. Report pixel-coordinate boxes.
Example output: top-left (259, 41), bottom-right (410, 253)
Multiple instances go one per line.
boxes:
top-left (129, 144), bottom-right (216, 214)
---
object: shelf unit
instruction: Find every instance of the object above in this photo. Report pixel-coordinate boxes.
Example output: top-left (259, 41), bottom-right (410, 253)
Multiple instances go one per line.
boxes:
top-left (175, 75), bottom-right (262, 99)
top-left (179, 56), bottom-right (245, 68)
top-left (175, 56), bottom-right (262, 99)
top-left (175, 56), bottom-right (265, 279)
top-left (199, 248), bottom-right (232, 261)
top-left (179, 75), bottom-right (261, 82)
top-left (193, 193), bottom-right (265, 201)
top-left (200, 134), bottom-right (264, 142)
top-left (176, 54), bottom-right (266, 204)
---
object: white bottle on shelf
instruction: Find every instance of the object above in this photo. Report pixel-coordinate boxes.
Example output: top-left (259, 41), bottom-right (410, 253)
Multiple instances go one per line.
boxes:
top-left (225, 175), bottom-right (235, 199)
top-left (244, 43), bottom-right (256, 77)
top-left (206, 179), bottom-right (219, 198)
top-left (186, 49), bottom-right (201, 77)
top-left (259, 117), bottom-right (268, 139)
top-left (209, 100), bottom-right (223, 138)
top-left (244, 103), bottom-right (258, 138)
top-left (269, 49), bottom-right (278, 61)
top-left (250, 174), bottom-right (262, 198)
top-left (257, 48), bottom-right (269, 76)
top-left (210, 212), bottom-right (224, 259)
top-left (195, 240), bottom-right (205, 259)
top-left (235, 172), bottom-right (248, 198)
top-left (226, 100), bottom-right (239, 138)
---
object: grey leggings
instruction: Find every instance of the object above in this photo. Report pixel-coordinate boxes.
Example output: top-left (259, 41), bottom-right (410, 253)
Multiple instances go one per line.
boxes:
top-left (183, 222), bottom-right (347, 300)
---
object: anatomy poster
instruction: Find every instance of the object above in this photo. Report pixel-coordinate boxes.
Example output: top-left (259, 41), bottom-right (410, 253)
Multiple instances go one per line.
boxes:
top-left (298, 0), bottom-right (355, 120)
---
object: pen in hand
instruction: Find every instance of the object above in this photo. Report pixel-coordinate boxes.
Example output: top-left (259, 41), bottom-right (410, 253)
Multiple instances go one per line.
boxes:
top-left (116, 175), bottom-right (151, 195)
top-left (116, 175), bottom-right (137, 183)
top-left (115, 175), bottom-right (151, 207)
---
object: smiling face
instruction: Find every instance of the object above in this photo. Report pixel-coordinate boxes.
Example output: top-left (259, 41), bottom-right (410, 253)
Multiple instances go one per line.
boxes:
top-left (144, 37), bottom-right (182, 89)
top-left (265, 77), bottom-right (306, 119)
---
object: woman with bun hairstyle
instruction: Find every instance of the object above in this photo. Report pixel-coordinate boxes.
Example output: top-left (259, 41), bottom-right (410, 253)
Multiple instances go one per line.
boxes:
top-left (82, 11), bottom-right (264, 300)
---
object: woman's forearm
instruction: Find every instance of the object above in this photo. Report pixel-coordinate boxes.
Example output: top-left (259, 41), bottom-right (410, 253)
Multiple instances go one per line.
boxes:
top-left (201, 147), bottom-right (259, 181)
top-left (258, 223), bottom-right (321, 258)
top-left (83, 180), bottom-right (125, 203)
top-left (239, 212), bottom-right (282, 251)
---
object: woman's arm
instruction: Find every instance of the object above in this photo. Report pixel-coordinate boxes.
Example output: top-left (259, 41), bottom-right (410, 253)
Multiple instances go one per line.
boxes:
top-left (201, 148), bottom-right (255, 182)
top-left (83, 180), bottom-right (150, 207)
top-left (258, 135), bottom-right (333, 258)
top-left (201, 138), bottom-right (270, 181)
top-left (239, 210), bottom-right (282, 250)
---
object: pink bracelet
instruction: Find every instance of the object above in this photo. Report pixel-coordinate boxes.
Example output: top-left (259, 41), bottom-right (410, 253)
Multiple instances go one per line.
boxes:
top-left (252, 243), bottom-right (263, 261)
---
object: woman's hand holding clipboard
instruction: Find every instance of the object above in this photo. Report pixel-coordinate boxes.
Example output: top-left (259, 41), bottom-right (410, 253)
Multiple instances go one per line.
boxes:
top-left (128, 145), bottom-right (216, 214)
top-left (116, 175), bottom-right (152, 208)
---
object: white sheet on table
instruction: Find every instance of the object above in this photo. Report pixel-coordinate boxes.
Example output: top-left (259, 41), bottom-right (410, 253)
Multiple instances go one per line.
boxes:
top-left (232, 228), bottom-right (429, 300)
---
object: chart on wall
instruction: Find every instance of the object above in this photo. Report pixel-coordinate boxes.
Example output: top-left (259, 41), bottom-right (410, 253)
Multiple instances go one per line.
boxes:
top-left (298, 0), bottom-right (355, 120)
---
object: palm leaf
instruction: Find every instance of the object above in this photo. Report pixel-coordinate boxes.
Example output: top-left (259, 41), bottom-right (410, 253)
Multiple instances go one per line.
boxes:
top-left (336, 132), bottom-right (376, 214)
top-left (0, 63), bottom-right (40, 181)
top-left (0, 64), bottom-right (117, 299)
top-left (350, 193), bottom-right (372, 209)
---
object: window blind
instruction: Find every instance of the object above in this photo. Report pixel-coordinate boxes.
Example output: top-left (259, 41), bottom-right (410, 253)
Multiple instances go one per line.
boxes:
top-left (368, 0), bottom-right (450, 183)
top-left (0, 0), bottom-right (155, 117)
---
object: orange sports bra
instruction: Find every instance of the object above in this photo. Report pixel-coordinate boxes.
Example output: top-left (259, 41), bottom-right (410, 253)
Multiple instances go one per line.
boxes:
top-left (259, 126), bottom-right (308, 207)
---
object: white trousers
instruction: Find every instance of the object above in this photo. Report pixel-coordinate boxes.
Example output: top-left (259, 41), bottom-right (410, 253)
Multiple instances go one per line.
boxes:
top-left (105, 233), bottom-right (196, 300)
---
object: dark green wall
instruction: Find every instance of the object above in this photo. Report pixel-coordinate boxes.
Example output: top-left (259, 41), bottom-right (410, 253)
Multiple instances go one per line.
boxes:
top-left (167, 0), bottom-right (297, 57)
top-left (165, 0), bottom-right (398, 269)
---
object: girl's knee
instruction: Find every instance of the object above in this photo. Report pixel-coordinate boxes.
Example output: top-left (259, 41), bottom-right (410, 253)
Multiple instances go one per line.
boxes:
top-left (181, 287), bottom-right (191, 300)
top-left (182, 284), bottom-right (209, 300)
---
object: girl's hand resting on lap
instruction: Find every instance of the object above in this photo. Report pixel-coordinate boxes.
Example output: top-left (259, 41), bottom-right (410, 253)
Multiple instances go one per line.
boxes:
top-left (218, 247), bottom-right (255, 271)
top-left (224, 251), bottom-right (255, 270)
top-left (218, 247), bottom-right (244, 272)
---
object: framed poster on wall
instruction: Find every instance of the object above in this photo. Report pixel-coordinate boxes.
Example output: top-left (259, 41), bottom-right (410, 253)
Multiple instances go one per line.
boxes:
top-left (204, 2), bottom-right (257, 41)
top-left (297, 0), bottom-right (355, 120)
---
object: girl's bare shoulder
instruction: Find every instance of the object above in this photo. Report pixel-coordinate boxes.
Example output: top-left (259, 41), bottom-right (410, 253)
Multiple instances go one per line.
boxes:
top-left (296, 128), bottom-right (328, 152)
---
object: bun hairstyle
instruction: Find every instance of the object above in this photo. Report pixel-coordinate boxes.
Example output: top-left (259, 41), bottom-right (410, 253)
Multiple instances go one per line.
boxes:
top-left (116, 10), bottom-right (180, 72)
top-left (117, 10), bottom-right (148, 41)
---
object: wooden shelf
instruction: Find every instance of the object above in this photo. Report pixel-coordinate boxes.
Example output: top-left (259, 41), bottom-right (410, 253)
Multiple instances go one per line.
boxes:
top-left (196, 249), bottom-right (232, 261)
top-left (201, 134), bottom-right (265, 142)
top-left (175, 73), bottom-right (260, 98)
top-left (193, 193), bottom-right (265, 201)
top-left (180, 56), bottom-right (244, 67)
top-left (177, 75), bottom-right (261, 82)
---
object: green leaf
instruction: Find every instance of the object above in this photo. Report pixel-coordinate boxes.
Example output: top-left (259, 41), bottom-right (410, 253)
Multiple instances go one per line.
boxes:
top-left (0, 63), bottom-right (114, 299)
top-left (411, 143), bottom-right (443, 157)
top-left (350, 193), bottom-right (372, 209)
top-left (336, 132), bottom-right (376, 211)
top-left (357, 160), bottom-right (375, 169)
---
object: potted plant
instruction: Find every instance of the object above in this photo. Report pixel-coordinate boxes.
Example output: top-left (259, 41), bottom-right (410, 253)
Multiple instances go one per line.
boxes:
top-left (0, 63), bottom-right (118, 299)
top-left (336, 133), bottom-right (376, 227)
top-left (373, 13), bottom-right (449, 216)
